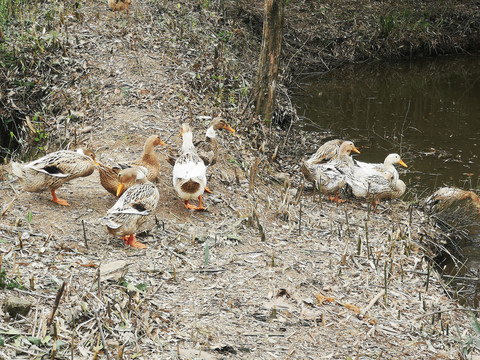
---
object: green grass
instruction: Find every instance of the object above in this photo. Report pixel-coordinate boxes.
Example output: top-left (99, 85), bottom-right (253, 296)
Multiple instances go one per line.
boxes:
top-left (0, 0), bottom-right (28, 29)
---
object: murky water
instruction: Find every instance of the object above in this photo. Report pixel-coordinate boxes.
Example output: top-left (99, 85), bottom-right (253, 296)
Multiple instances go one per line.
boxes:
top-left (293, 55), bottom-right (480, 305)
top-left (294, 55), bottom-right (480, 197)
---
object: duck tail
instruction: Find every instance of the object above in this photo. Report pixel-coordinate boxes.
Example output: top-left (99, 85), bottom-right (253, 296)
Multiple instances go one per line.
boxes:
top-left (99, 216), bottom-right (122, 229)
top-left (10, 161), bottom-right (24, 179)
top-left (301, 160), bottom-right (314, 183)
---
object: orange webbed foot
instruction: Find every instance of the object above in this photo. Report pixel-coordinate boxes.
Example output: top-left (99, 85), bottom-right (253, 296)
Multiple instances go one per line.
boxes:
top-left (183, 199), bottom-right (206, 211)
top-left (124, 234), bottom-right (147, 249)
top-left (328, 192), bottom-right (345, 204)
top-left (51, 190), bottom-right (70, 206)
top-left (204, 186), bottom-right (213, 194)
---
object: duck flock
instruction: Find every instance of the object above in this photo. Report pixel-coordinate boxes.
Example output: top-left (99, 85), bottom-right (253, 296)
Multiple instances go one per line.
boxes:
top-left (10, 119), bottom-right (235, 249)
top-left (10, 120), bottom-right (409, 250)
top-left (302, 139), bottom-right (408, 208)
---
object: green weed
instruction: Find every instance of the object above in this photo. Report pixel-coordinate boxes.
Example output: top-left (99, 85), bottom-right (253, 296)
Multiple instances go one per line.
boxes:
top-left (0, 267), bottom-right (26, 290)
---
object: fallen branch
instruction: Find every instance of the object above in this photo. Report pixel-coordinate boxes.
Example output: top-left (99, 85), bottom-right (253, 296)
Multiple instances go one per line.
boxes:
top-left (360, 289), bottom-right (385, 318)
top-left (47, 281), bottom-right (66, 328)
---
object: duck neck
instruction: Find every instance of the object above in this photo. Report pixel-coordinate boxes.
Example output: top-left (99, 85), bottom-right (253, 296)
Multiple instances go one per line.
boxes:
top-left (135, 177), bottom-right (148, 185)
top-left (181, 131), bottom-right (195, 153)
top-left (205, 126), bottom-right (216, 139)
top-left (383, 160), bottom-right (398, 175)
top-left (142, 139), bottom-right (155, 158)
top-left (340, 152), bottom-right (354, 167)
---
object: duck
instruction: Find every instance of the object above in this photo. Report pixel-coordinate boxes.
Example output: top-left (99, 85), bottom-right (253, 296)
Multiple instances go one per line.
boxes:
top-left (353, 153), bottom-right (407, 179)
top-left (173, 123), bottom-right (207, 211)
top-left (108, 0), bottom-right (132, 17)
top-left (166, 118), bottom-right (235, 167)
top-left (195, 118), bottom-right (235, 167)
top-left (425, 187), bottom-right (480, 214)
top-left (346, 154), bottom-right (407, 208)
top-left (305, 139), bottom-right (353, 166)
top-left (302, 141), bottom-right (360, 203)
top-left (99, 167), bottom-right (159, 249)
top-left (11, 148), bottom-right (98, 206)
top-left (97, 134), bottom-right (165, 196)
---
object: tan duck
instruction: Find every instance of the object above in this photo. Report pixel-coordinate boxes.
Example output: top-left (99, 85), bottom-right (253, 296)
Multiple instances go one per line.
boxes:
top-left (306, 139), bottom-right (354, 166)
top-left (11, 148), bottom-right (98, 206)
top-left (302, 141), bottom-right (360, 203)
top-left (108, 0), bottom-right (132, 17)
top-left (425, 187), bottom-right (480, 213)
top-left (100, 168), bottom-right (159, 249)
top-left (172, 123), bottom-right (207, 211)
top-left (98, 134), bottom-right (165, 196)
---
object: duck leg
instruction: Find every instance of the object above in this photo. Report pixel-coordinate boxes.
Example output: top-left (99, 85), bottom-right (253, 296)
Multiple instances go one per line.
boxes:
top-left (196, 195), bottom-right (207, 211)
top-left (204, 186), bottom-right (213, 194)
top-left (183, 197), bottom-right (206, 211)
top-left (51, 190), bottom-right (70, 206)
top-left (328, 191), bottom-right (346, 204)
top-left (124, 234), bottom-right (147, 249)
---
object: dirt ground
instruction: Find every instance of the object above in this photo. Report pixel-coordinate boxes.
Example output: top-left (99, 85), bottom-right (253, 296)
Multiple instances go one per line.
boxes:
top-left (0, 0), bottom-right (479, 359)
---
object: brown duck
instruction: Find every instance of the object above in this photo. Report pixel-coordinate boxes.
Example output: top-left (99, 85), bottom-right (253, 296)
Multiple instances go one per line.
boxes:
top-left (108, 0), bottom-right (132, 17)
top-left (98, 134), bottom-right (165, 196)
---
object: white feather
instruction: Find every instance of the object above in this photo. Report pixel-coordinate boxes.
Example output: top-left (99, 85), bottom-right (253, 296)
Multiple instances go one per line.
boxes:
top-left (205, 126), bottom-right (216, 139)
top-left (173, 160), bottom-right (206, 182)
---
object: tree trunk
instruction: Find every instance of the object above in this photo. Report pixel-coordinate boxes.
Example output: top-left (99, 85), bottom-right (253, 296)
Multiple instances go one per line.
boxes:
top-left (253, 0), bottom-right (285, 123)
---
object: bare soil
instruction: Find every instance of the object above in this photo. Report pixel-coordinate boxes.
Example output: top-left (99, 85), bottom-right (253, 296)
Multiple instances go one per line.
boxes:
top-left (0, 0), bottom-right (478, 359)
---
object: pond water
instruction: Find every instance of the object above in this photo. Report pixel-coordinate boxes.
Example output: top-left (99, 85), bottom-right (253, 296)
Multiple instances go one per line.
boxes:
top-left (294, 55), bottom-right (480, 197)
top-left (292, 55), bottom-right (480, 305)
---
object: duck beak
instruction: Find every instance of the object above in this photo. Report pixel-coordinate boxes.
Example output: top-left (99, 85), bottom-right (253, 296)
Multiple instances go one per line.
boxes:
top-left (116, 183), bottom-right (125, 197)
top-left (223, 123), bottom-right (236, 134)
top-left (399, 159), bottom-right (408, 168)
top-left (159, 139), bottom-right (166, 146)
top-left (352, 147), bottom-right (360, 154)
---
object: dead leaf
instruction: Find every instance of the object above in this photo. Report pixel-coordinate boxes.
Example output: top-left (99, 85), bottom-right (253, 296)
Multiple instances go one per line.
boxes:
top-left (316, 294), bottom-right (336, 306)
top-left (342, 303), bottom-right (361, 314)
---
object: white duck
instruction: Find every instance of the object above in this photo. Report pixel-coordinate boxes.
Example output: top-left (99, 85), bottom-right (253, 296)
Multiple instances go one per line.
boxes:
top-left (347, 153), bottom-right (407, 207)
top-left (353, 153), bottom-right (407, 179)
top-left (172, 123), bottom-right (207, 211)
top-left (302, 141), bottom-right (360, 203)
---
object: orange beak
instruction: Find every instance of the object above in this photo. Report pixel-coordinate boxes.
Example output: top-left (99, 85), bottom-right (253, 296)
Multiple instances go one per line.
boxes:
top-left (158, 139), bottom-right (166, 146)
top-left (399, 159), bottom-right (408, 168)
top-left (352, 147), bottom-right (360, 154)
top-left (116, 183), bottom-right (125, 197)
top-left (222, 123), bottom-right (236, 134)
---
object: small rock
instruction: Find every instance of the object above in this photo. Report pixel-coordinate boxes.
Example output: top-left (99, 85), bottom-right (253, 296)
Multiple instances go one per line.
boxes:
top-left (100, 260), bottom-right (128, 282)
top-left (69, 111), bottom-right (85, 121)
top-left (4, 296), bottom-right (32, 317)
top-left (79, 126), bottom-right (93, 134)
